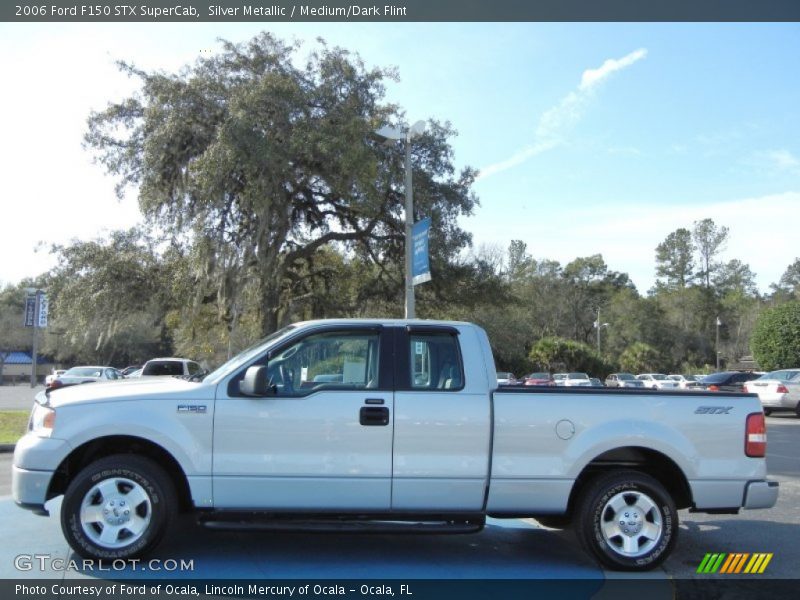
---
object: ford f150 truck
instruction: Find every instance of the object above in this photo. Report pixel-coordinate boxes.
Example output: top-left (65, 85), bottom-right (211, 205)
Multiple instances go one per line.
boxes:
top-left (12, 319), bottom-right (778, 570)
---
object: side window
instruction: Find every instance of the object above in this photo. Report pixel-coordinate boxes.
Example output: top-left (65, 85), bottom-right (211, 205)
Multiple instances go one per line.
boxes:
top-left (260, 330), bottom-right (380, 397)
top-left (106, 369), bottom-right (117, 380)
top-left (409, 332), bottom-right (463, 391)
top-left (187, 362), bottom-right (200, 375)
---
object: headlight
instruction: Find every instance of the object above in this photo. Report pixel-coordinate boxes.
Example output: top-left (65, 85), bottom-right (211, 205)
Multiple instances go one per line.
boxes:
top-left (29, 404), bottom-right (56, 437)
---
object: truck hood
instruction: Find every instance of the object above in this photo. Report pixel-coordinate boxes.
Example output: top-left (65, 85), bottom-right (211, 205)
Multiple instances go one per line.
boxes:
top-left (41, 377), bottom-right (211, 408)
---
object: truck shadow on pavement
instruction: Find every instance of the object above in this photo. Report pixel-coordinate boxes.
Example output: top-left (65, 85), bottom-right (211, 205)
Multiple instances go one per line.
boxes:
top-left (68, 516), bottom-right (603, 580)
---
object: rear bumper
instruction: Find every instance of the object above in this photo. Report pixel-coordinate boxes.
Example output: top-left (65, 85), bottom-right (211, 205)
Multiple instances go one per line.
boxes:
top-left (743, 480), bottom-right (779, 509)
top-left (760, 394), bottom-right (794, 409)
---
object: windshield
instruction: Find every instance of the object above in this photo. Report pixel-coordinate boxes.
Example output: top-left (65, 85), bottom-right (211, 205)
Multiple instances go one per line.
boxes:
top-left (527, 372), bottom-right (550, 379)
top-left (568, 372), bottom-right (589, 379)
top-left (651, 374), bottom-right (668, 380)
top-left (202, 325), bottom-right (297, 384)
top-left (759, 370), bottom-right (799, 381)
top-left (496, 372), bottom-right (513, 379)
top-left (618, 373), bottom-right (636, 380)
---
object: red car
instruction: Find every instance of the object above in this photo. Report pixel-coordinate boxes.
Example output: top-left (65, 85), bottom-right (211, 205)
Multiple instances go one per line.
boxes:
top-left (524, 372), bottom-right (554, 386)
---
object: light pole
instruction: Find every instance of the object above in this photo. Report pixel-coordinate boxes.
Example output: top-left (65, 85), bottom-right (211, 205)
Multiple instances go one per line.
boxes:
top-left (715, 316), bottom-right (721, 370)
top-left (375, 120), bottom-right (426, 319)
top-left (594, 307), bottom-right (609, 354)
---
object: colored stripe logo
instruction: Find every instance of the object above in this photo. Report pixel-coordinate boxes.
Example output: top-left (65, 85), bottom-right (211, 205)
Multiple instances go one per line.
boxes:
top-left (697, 553), bottom-right (773, 574)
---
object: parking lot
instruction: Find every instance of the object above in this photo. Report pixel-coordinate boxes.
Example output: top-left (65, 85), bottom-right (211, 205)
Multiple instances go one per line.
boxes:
top-left (1, 381), bottom-right (798, 592)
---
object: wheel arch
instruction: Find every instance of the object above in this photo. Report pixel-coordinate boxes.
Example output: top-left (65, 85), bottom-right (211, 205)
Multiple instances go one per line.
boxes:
top-left (47, 435), bottom-right (193, 512)
top-left (565, 446), bottom-right (693, 517)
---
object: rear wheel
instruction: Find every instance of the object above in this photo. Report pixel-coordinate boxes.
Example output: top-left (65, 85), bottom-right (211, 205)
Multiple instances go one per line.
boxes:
top-left (61, 455), bottom-right (176, 560)
top-left (575, 471), bottom-right (677, 571)
top-left (763, 408), bottom-right (772, 417)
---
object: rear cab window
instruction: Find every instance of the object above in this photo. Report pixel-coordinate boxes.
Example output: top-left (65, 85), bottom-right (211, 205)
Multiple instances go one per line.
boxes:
top-left (404, 327), bottom-right (464, 391)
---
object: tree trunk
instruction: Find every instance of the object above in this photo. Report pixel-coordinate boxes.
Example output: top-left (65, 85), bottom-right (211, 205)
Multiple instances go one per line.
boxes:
top-left (259, 282), bottom-right (282, 337)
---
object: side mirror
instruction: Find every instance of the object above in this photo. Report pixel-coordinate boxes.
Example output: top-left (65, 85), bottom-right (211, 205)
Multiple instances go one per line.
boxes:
top-left (240, 366), bottom-right (269, 397)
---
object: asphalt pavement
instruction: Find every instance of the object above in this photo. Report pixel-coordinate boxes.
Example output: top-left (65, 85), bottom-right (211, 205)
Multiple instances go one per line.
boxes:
top-left (0, 384), bottom-right (41, 411)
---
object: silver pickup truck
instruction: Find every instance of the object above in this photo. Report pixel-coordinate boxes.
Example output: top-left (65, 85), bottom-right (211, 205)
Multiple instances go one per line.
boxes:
top-left (12, 319), bottom-right (778, 571)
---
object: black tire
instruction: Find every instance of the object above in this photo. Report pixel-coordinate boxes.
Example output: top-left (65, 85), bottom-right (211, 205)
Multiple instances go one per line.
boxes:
top-left (61, 455), bottom-right (176, 560)
top-left (534, 515), bottom-right (572, 529)
top-left (575, 471), bottom-right (677, 571)
top-left (764, 408), bottom-right (772, 417)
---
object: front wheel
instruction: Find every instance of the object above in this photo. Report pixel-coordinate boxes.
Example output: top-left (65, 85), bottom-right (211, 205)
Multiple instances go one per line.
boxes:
top-left (575, 471), bottom-right (677, 571)
top-left (61, 455), bottom-right (176, 560)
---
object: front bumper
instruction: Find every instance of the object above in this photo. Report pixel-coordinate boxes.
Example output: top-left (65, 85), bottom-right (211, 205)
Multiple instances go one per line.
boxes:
top-left (12, 465), bottom-right (53, 514)
top-left (743, 480), bottom-right (779, 509)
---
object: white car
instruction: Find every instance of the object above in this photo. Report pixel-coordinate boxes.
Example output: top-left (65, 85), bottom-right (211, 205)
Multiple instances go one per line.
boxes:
top-left (667, 374), bottom-right (703, 390)
top-left (44, 369), bottom-right (66, 386)
top-left (637, 373), bottom-right (679, 390)
top-left (744, 369), bottom-right (800, 417)
top-left (562, 372), bottom-right (592, 387)
top-left (496, 372), bottom-right (517, 386)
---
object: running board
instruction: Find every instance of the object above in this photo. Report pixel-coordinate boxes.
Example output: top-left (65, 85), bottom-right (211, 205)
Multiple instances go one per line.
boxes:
top-left (198, 513), bottom-right (485, 534)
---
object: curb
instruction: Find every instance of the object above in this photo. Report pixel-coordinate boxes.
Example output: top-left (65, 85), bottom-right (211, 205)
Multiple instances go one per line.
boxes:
top-left (0, 445), bottom-right (15, 453)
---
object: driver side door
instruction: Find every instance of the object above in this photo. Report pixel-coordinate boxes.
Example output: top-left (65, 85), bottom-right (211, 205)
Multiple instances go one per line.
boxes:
top-left (212, 325), bottom-right (394, 510)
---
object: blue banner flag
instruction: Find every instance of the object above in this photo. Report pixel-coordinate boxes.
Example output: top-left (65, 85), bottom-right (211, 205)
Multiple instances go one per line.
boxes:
top-left (412, 217), bottom-right (432, 286)
top-left (24, 296), bottom-right (36, 327)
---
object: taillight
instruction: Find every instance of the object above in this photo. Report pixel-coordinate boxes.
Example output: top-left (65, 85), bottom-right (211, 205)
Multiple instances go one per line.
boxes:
top-left (48, 379), bottom-right (63, 390)
top-left (745, 412), bottom-right (767, 457)
top-left (776, 384), bottom-right (789, 394)
top-left (707, 384), bottom-right (720, 392)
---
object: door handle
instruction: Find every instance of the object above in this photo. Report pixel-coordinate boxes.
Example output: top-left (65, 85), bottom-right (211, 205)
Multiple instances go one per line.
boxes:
top-left (364, 398), bottom-right (384, 405)
top-left (360, 406), bottom-right (390, 426)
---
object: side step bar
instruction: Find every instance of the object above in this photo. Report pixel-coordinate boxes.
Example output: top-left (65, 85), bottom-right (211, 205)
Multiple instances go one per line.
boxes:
top-left (198, 513), bottom-right (485, 534)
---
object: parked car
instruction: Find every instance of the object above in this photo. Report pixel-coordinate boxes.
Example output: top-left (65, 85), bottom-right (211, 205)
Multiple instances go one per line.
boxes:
top-left (47, 366), bottom-right (124, 392)
top-left (667, 374), bottom-right (703, 390)
top-left (562, 372), bottom-right (592, 387)
top-left (743, 369), bottom-right (800, 416)
top-left (141, 357), bottom-right (204, 378)
top-left (44, 369), bottom-right (66, 386)
top-left (496, 372), bottom-right (518, 386)
top-left (552, 373), bottom-right (567, 386)
top-left (13, 318), bottom-right (778, 571)
top-left (605, 373), bottom-right (645, 389)
top-left (636, 374), bottom-right (679, 390)
top-left (523, 372), bottom-right (554, 386)
top-left (589, 377), bottom-right (604, 387)
top-left (701, 371), bottom-right (762, 393)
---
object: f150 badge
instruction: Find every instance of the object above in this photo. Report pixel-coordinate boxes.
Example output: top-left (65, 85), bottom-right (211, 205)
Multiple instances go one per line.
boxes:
top-left (695, 406), bottom-right (733, 414)
top-left (177, 405), bottom-right (207, 414)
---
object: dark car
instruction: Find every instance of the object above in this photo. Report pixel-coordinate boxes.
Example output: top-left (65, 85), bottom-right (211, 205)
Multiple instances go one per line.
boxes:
top-left (701, 371), bottom-right (762, 393)
top-left (524, 372), bottom-right (554, 386)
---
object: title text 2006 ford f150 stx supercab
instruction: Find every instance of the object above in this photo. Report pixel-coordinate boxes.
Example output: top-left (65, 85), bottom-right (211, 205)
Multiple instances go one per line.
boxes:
top-left (13, 320), bottom-right (778, 570)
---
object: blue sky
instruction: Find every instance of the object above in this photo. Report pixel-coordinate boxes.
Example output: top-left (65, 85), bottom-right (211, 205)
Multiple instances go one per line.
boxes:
top-left (1, 22), bottom-right (798, 293)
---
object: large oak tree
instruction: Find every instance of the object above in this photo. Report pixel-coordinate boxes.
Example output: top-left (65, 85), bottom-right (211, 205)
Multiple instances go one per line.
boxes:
top-left (86, 33), bottom-right (477, 335)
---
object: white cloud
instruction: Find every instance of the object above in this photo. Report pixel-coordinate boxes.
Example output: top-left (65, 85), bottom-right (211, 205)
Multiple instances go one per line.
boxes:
top-left (478, 48), bottom-right (647, 181)
top-left (764, 149), bottom-right (800, 171)
top-left (579, 48), bottom-right (648, 91)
